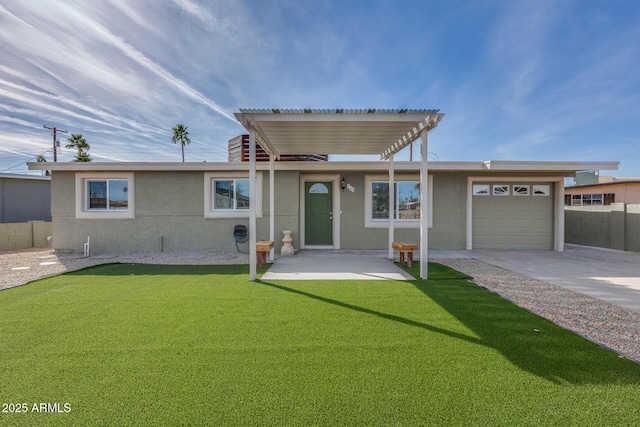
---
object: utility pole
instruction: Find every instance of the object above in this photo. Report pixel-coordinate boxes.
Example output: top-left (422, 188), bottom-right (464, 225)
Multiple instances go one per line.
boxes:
top-left (43, 125), bottom-right (68, 162)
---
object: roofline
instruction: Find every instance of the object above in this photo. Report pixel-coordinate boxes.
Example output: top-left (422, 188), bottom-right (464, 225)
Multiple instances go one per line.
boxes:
top-left (27, 160), bottom-right (619, 174)
top-left (482, 160), bottom-right (619, 172)
top-left (566, 179), bottom-right (640, 189)
top-left (0, 173), bottom-right (51, 181)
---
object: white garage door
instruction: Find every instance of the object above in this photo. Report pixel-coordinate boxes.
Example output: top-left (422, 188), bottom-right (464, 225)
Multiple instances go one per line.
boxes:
top-left (472, 183), bottom-right (554, 249)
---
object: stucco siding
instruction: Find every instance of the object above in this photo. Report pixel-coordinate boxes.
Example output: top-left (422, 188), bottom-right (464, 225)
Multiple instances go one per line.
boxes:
top-left (51, 172), bottom-right (76, 217)
top-left (49, 168), bottom-right (564, 254)
top-left (272, 170), bottom-right (300, 253)
top-left (338, 172), bottom-right (466, 250)
top-left (137, 172), bottom-right (203, 216)
top-left (430, 173), bottom-right (467, 249)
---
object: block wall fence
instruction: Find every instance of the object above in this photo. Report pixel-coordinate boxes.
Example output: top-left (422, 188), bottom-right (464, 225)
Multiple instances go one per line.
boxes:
top-left (0, 221), bottom-right (52, 251)
top-left (565, 203), bottom-right (640, 252)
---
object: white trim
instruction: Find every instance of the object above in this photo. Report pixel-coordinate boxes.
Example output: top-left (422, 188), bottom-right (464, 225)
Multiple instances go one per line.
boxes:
top-left (388, 154), bottom-right (395, 260)
top-left (533, 184), bottom-right (551, 196)
top-left (28, 160), bottom-right (621, 173)
top-left (364, 174), bottom-right (433, 228)
top-left (492, 184), bottom-right (510, 196)
top-left (466, 176), bottom-right (564, 251)
top-left (472, 184), bottom-right (490, 196)
top-left (513, 185), bottom-right (530, 196)
top-left (300, 174), bottom-right (340, 249)
top-left (419, 129), bottom-right (429, 280)
top-left (269, 157), bottom-right (275, 261)
top-left (249, 128), bottom-right (257, 281)
top-left (75, 172), bottom-right (134, 219)
top-left (204, 172), bottom-right (263, 219)
top-left (554, 180), bottom-right (565, 251)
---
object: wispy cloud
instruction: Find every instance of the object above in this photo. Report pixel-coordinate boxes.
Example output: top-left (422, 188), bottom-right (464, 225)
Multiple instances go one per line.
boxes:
top-left (0, 1), bottom-right (638, 175)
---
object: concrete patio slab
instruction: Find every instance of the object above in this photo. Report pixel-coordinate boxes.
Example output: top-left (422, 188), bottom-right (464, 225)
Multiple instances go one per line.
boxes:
top-left (261, 250), bottom-right (415, 281)
top-left (261, 245), bottom-right (640, 314)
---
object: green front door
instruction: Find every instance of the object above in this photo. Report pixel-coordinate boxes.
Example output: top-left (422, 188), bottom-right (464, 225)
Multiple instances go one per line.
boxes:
top-left (305, 182), bottom-right (333, 246)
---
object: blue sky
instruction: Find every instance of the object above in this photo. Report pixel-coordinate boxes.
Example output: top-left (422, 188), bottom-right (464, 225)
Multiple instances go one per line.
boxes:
top-left (1, 0), bottom-right (639, 176)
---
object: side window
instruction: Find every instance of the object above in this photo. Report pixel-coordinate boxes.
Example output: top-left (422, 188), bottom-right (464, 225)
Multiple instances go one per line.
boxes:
top-left (204, 173), bottom-right (262, 218)
top-left (87, 180), bottom-right (129, 210)
top-left (213, 179), bottom-right (250, 210)
top-left (76, 173), bottom-right (134, 219)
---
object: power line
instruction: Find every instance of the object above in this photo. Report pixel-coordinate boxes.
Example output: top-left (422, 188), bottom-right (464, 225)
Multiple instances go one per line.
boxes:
top-left (43, 125), bottom-right (68, 162)
top-left (0, 148), bottom-right (53, 173)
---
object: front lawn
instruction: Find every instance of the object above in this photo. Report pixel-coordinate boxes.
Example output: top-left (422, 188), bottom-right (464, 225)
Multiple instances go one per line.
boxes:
top-left (1, 263), bottom-right (639, 426)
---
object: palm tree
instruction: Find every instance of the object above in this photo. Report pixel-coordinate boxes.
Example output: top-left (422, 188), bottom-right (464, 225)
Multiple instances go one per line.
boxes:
top-left (66, 134), bottom-right (92, 162)
top-left (36, 154), bottom-right (50, 176)
top-left (171, 124), bottom-right (191, 162)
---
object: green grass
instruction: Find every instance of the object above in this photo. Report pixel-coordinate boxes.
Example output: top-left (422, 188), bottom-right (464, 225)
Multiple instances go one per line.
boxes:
top-left (1, 263), bottom-right (640, 426)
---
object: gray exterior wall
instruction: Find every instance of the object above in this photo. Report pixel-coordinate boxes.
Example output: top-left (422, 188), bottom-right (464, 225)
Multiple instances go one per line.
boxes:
top-left (50, 168), bottom-right (562, 254)
top-left (0, 176), bottom-right (51, 223)
top-left (52, 170), bottom-right (300, 254)
top-left (338, 172), bottom-right (466, 250)
top-left (565, 204), bottom-right (640, 252)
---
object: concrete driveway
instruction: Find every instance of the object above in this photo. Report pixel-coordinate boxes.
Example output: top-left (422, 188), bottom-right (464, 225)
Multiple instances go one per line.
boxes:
top-left (463, 245), bottom-right (640, 314)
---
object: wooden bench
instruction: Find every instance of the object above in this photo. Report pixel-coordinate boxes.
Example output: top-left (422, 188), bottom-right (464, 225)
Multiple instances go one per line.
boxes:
top-left (256, 240), bottom-right (274, 268)
top-left (392, 241), bottom-right (418, 267)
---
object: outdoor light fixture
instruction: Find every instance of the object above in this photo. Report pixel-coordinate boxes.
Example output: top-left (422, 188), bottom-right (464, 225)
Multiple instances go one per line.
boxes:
top-left (341, 177), bottom-right (355, 193)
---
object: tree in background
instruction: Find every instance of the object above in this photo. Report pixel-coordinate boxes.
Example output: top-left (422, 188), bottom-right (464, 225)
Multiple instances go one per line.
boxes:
top-left (66, 134), bottom-right (92, 162)
top-left (36, 154), bottom-right (50, 176)
top-left (171, 124), bottom-right (191, 162)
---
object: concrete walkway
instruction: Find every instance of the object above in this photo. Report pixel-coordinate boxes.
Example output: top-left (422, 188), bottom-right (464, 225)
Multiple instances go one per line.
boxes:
top-left (262, 245), bottom-right (640, 314)
top-left (261, 250), bottom-right (414, 281)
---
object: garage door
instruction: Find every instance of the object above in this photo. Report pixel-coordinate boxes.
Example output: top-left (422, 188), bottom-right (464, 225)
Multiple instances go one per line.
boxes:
top-left (472, 183), bottom-right (553, 249)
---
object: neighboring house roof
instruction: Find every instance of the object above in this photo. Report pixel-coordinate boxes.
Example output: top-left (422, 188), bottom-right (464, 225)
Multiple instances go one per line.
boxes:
top-left (566, 179), bottom-right (640, 189)
top-left (0, 173), bottom-right (51, 181)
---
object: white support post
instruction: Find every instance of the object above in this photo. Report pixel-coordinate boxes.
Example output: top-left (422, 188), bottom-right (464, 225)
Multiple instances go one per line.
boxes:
top-left (466, 177), bottom-right (473, 250)
top-left (419, 129), bottom-right (429, 280)
top-left (269, 155), bottom-right (275, 260)
top-left (554, 179), bottom-right (565, 251)
top-left (388, 153), bottom-right (395, 260)
top-left (249, 128), bottom-right (257, 280)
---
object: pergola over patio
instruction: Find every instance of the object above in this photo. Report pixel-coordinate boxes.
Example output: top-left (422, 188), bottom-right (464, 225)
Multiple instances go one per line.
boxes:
top-left (234, 108), bottom-right (445, 280)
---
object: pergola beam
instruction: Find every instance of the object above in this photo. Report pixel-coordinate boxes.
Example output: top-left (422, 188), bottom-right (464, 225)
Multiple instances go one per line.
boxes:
top-left (234, 109), bottom-right (445, 282)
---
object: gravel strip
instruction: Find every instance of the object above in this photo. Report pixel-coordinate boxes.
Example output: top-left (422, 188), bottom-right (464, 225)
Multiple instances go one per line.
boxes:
top-left (0, 248), bottom-right (248, 291)
top-left (438, 258), bottom-right (640, 364)
top-left (2, 249), bottom-right (638, 363)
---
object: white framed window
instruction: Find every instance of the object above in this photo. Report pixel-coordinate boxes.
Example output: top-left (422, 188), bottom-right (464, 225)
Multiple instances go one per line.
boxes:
top-left (87, 180), bottom-right (129, 210)
top-left (472, 184), bottom-right (490, 196)
top-left (513, 185), bottom-right (530, 196)
top-left (365, 175), bottom-right (432, 228)
top-left (213, 179), bottom-right (250, 210)
top-left (75, 172), bottom-right (135, 219)
top-left (568, 193), bottom-right (606, 206)
top-left (533, 185), bottom-right (550, 196)
top-left (204, 172), bottom-right (262, 218)
top-left (493, 185), bottom-right (510, 196)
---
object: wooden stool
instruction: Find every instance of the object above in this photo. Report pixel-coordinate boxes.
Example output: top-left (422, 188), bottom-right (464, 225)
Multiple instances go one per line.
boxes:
top-left (392, 241), bottom-right (418, 267)
top-left (256, 240), bottom-right (274, 268)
